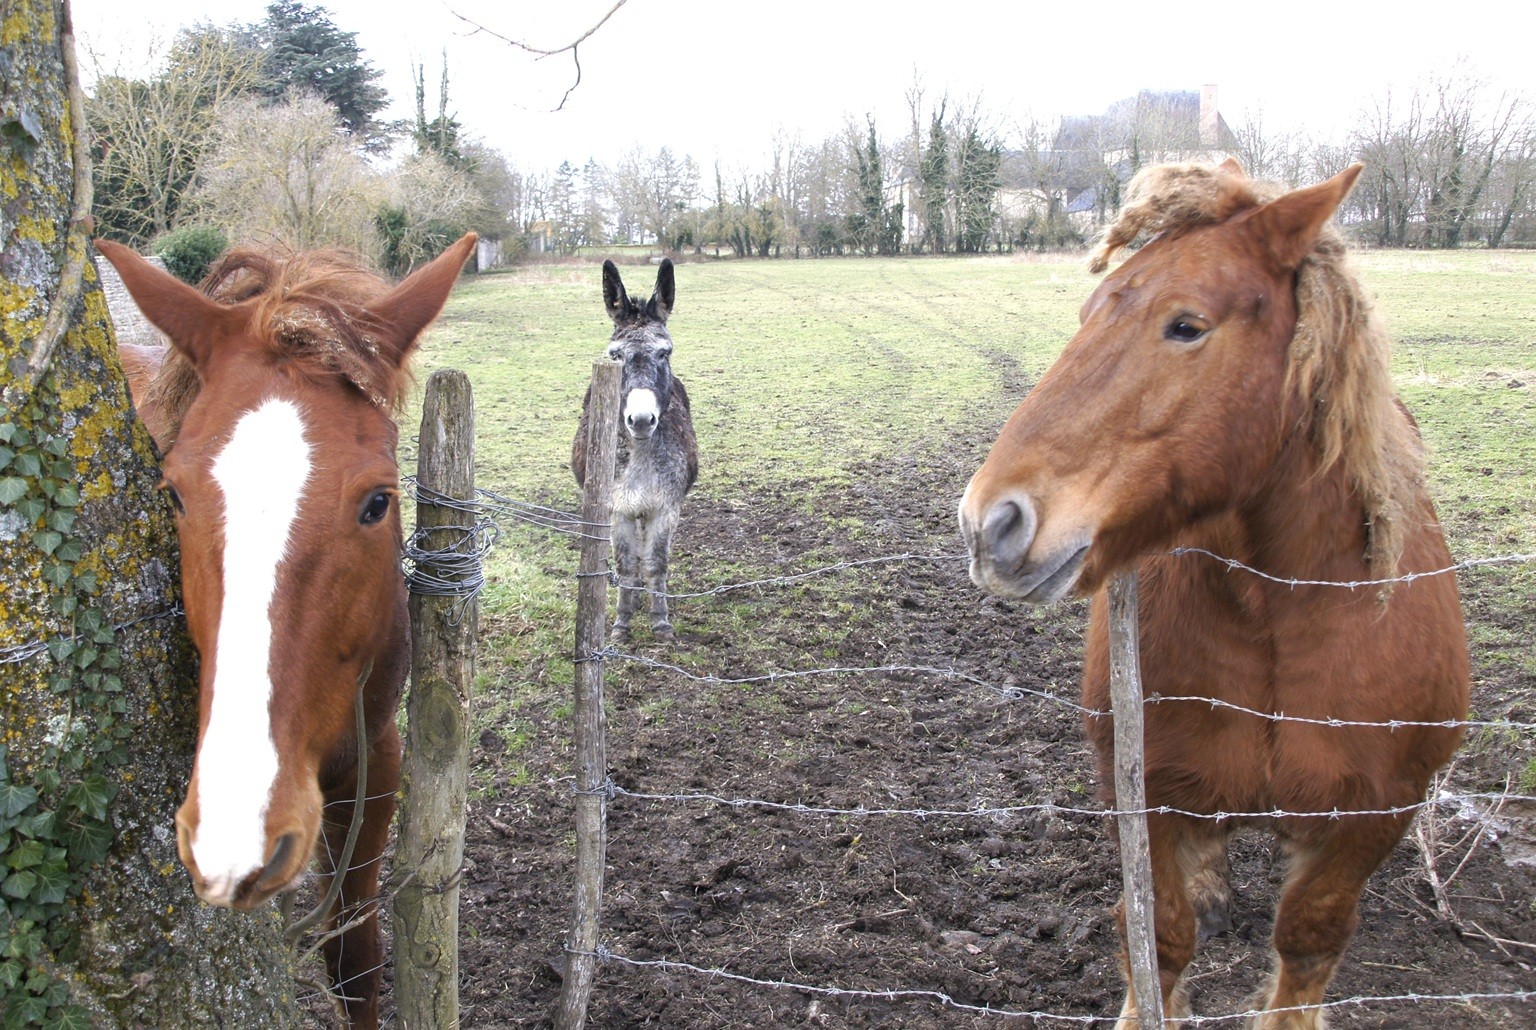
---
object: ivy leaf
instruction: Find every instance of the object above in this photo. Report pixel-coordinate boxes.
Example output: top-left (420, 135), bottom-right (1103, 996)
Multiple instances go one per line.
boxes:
top-left (45, 638), bottom-right (74, 663)
top-left (0, 477), bottom-right (26, 505)
top-left (61, 821), bottom-right (112, 865)
top-left (46, 509), bottom-right (76, 534)
top-left (42, 436), bottom-right (67, 458)
top-left (41, 563), bottom-right (70, 588)
top-left (45, 1005), bottom-right (96, 1030)
top-left (17, 497), bottom-right (45, 522)
top-left (0, 422), bottom-right (13, 443)
top-left (2, 870), bottom-right (38, 899)
top-left (0, 445), bottom-right (13, 469)
top-left (32, 530), bottom-right (62, 556)
top-left (52, 484), bottom-right (80, 508)
top-left (0, 783), bottom-right (37, 820)
top-left (64, 777), bottom-right (113, 822)
top-left (30, 860), bottom-right (69, 906)
top-left (7, 840), bottom-right (43, 870)
top-left (11, 452), bottom-right (40, 478)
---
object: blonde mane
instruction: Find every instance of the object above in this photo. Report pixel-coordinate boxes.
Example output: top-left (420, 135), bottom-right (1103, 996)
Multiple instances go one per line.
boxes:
top-left (1090, 162), bottom-right (1424, 581)
top-left (146, 246), bottom-right (408, 449)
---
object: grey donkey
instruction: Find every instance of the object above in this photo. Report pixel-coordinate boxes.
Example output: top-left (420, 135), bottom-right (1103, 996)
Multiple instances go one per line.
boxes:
top-left (572, 259), bottom-right (699, 641)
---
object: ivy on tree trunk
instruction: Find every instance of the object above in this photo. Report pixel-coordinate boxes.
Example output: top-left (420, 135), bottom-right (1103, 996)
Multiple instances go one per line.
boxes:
top-left (1, 1), bottom-right (299, 1024)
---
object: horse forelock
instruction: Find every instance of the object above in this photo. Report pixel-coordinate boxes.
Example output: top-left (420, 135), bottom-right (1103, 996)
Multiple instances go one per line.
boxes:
top-left (1091, 161), bottom-right (1424, 582)
top-left (147, 248), bottom-right (411, 447)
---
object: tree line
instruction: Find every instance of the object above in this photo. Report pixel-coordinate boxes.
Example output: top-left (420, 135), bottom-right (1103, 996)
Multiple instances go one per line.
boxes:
top-left (88, 9), bottom-right (1536, 270)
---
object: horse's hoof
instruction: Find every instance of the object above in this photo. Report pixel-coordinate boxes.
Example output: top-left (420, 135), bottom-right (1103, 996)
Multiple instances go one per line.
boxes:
top-left (610, 624), bottom-right (631, 644)
top-left (652, 623), bottom-right (676, 643)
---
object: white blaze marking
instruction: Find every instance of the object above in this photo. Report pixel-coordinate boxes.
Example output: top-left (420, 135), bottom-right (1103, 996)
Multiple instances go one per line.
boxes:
top-left (191, 397), bottom-right (311, 902)
top-left (624, 388), bottom-right (660, 430)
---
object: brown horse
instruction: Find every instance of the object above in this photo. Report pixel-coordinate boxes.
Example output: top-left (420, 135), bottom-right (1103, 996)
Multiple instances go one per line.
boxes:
top-left (97, 233), bottom-right (477, 1028)
top-left (958, 161), bottom-right (1467, 1028)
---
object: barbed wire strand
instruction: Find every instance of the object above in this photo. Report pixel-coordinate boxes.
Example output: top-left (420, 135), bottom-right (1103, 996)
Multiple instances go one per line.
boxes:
top-left (602, 650), bottom-right (1536, 734)
top-left (605, 783), bottom-right (1535, 824)
top-left (0, 603), bottom-right (184, 666)
top-left (578, 946), bottom-right (1536, 1025)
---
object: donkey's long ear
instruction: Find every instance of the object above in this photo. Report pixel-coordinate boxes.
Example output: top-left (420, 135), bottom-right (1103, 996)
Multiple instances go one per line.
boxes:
top-left (366, 232), bottom-right (478, 366)
top-left (1248, 164), bottom-right (1362, 272)
top-left (95, 239), bottom-right (246, 370)
top-left (649, 259), bottom-right (675, 324)
top-left (602, 260), bottom-right (631, 322)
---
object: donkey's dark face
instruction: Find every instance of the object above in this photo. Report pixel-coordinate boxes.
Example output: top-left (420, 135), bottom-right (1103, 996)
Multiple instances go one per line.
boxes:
top-left (603, 259), bottom-right (677, 441)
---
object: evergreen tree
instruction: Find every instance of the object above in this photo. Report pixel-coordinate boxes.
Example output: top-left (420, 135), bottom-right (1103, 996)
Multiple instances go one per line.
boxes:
top-left (258, 0), bottom-right (389, 150)
top-left (955, 126), bottom-right (1001, 253)
top-left (919, 105), bottom-right (950, 254)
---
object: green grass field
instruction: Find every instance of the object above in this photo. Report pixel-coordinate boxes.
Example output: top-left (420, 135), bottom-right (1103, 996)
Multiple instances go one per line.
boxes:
top-left (404, 249), bottom-right (1536, 787)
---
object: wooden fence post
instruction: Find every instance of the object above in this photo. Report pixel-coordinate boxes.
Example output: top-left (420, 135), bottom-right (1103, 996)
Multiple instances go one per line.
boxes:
top-left (395, 369), bottom-right (478, 1029)
top-left (555, 360), bottom-right (621, 1030)
top-left (1108, 571), bottom-right (1164, 1027)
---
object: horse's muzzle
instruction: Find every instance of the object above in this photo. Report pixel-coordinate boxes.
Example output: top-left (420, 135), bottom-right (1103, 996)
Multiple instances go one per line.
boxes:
top-left (960, 493), bottom-right (1091, 603)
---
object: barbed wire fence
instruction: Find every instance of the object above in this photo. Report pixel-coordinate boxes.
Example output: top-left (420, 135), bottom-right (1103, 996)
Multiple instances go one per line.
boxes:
top-left (8, 362), bottom-right (1532, 1026)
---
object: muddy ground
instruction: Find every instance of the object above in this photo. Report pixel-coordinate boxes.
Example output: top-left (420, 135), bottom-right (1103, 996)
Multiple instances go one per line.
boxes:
top-left (339, 431), bottom-right (1535, 1028)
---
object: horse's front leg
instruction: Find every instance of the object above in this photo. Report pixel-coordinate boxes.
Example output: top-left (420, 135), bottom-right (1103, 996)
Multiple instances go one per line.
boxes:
top-left (611, 514), bottom-right (642, 642)
top-left (641, 505), bottom-right (680, 641)
top-left (316, 723), bottom-right (401, 1030)
top-left (1255, 813), bottom-right (1408, 1029)
top-left (1115, 812), bottom-right (1197, 1029)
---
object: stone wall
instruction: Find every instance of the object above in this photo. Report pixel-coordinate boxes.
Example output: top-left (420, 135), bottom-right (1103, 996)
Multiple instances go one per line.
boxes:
top-left (94, 251), bottom-right (167, 349)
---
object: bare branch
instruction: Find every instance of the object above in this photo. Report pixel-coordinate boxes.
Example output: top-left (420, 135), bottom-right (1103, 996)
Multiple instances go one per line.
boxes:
top-left (448, 0), bottom-right (627, 112)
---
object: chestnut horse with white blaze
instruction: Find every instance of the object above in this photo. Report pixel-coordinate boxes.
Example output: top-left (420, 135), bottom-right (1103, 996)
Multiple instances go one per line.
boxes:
top-left (958, 162), bottom-right (1467, 1028)
top-left (97, 233), bottom-right (477, 1029)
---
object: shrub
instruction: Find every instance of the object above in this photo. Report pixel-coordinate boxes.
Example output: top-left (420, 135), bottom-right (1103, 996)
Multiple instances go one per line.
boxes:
top-left (153, 225), bottom-right (227, 284)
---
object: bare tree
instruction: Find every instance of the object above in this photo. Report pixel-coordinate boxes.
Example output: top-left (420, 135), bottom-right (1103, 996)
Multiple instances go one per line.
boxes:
top-left (192, 91), bottom-right (381, 251)
top-left (86, 24), bottom-right (262, 243)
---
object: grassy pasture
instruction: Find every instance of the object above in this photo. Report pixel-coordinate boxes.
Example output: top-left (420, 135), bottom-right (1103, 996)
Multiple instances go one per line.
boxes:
top-left (401, 249), bottom-right (1536, 1023)
top-left (410, 248), bottom-right (1536, 698)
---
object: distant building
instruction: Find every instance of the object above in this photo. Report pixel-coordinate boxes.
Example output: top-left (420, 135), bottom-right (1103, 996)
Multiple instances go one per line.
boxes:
top-left (998, 85), bottom-right (1240, 240)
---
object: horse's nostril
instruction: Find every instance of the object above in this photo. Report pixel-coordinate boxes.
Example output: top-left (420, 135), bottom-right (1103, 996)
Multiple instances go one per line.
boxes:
top-left (253, 832), bottom-right (301, 895)
top-left (982, 498), bottom-right (1037, 569)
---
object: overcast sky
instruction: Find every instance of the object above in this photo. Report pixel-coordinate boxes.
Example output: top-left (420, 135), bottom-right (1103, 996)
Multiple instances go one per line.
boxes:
top-left (71, 0), bottom-right (1526, 174)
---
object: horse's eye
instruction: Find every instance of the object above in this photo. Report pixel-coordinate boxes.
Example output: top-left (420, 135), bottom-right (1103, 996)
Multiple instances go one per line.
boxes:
top-left (1165, 318), bottom-right (1209, 344)
top-left (360, 491), bottom-right (390, 525)
top-left (159, 480), bottom-right (185, 516)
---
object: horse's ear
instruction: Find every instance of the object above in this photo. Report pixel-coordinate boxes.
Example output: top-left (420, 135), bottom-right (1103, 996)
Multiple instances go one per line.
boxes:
top-left (1248, 164), bottom-right (1363, 272)
top-left (1218, 156), bottom-right (1246, 178)
top-left (94, 239), bottom-right (243, 369)
top-left (366, 232), bottom-right (478, 366)
top-left (649, 259), bottom-right (675, 323)
top-left (602, 260), bottom-right (631, 322)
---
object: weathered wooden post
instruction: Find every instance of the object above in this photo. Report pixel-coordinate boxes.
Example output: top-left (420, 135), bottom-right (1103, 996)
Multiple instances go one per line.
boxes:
top-left (555, 360), bottom-right (621, 1030)
top-left (1108, 571), bottom-right (1164, 1027)
top-left (395, 369), bottom-right (478, 1028)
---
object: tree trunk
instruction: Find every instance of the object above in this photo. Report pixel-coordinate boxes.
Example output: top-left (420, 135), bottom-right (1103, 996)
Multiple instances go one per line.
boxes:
top-left (1, 1), bottom-right (298, 1024)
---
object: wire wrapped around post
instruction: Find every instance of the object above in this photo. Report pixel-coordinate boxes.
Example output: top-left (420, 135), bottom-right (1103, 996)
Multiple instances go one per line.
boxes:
top-left (556, 359), bottom-right (621, 1030)
top-left (395, 369), bottom-right (480, 1029)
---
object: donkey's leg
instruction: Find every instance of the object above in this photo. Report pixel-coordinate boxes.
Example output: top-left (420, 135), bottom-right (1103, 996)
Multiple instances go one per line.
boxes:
top-left (1181, 821), bottom-right (1235, 941)
top-left (642, 505), bottom-right (680, 641)
top-left (1114, 812), bottom-right (1197, 1029)
top-left (317, 723), bottom-right (401, 1030)
top-left (611, 514), bottom-right (642, 641)
top-left (1250, 813), bottom-right (1408, 1030)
